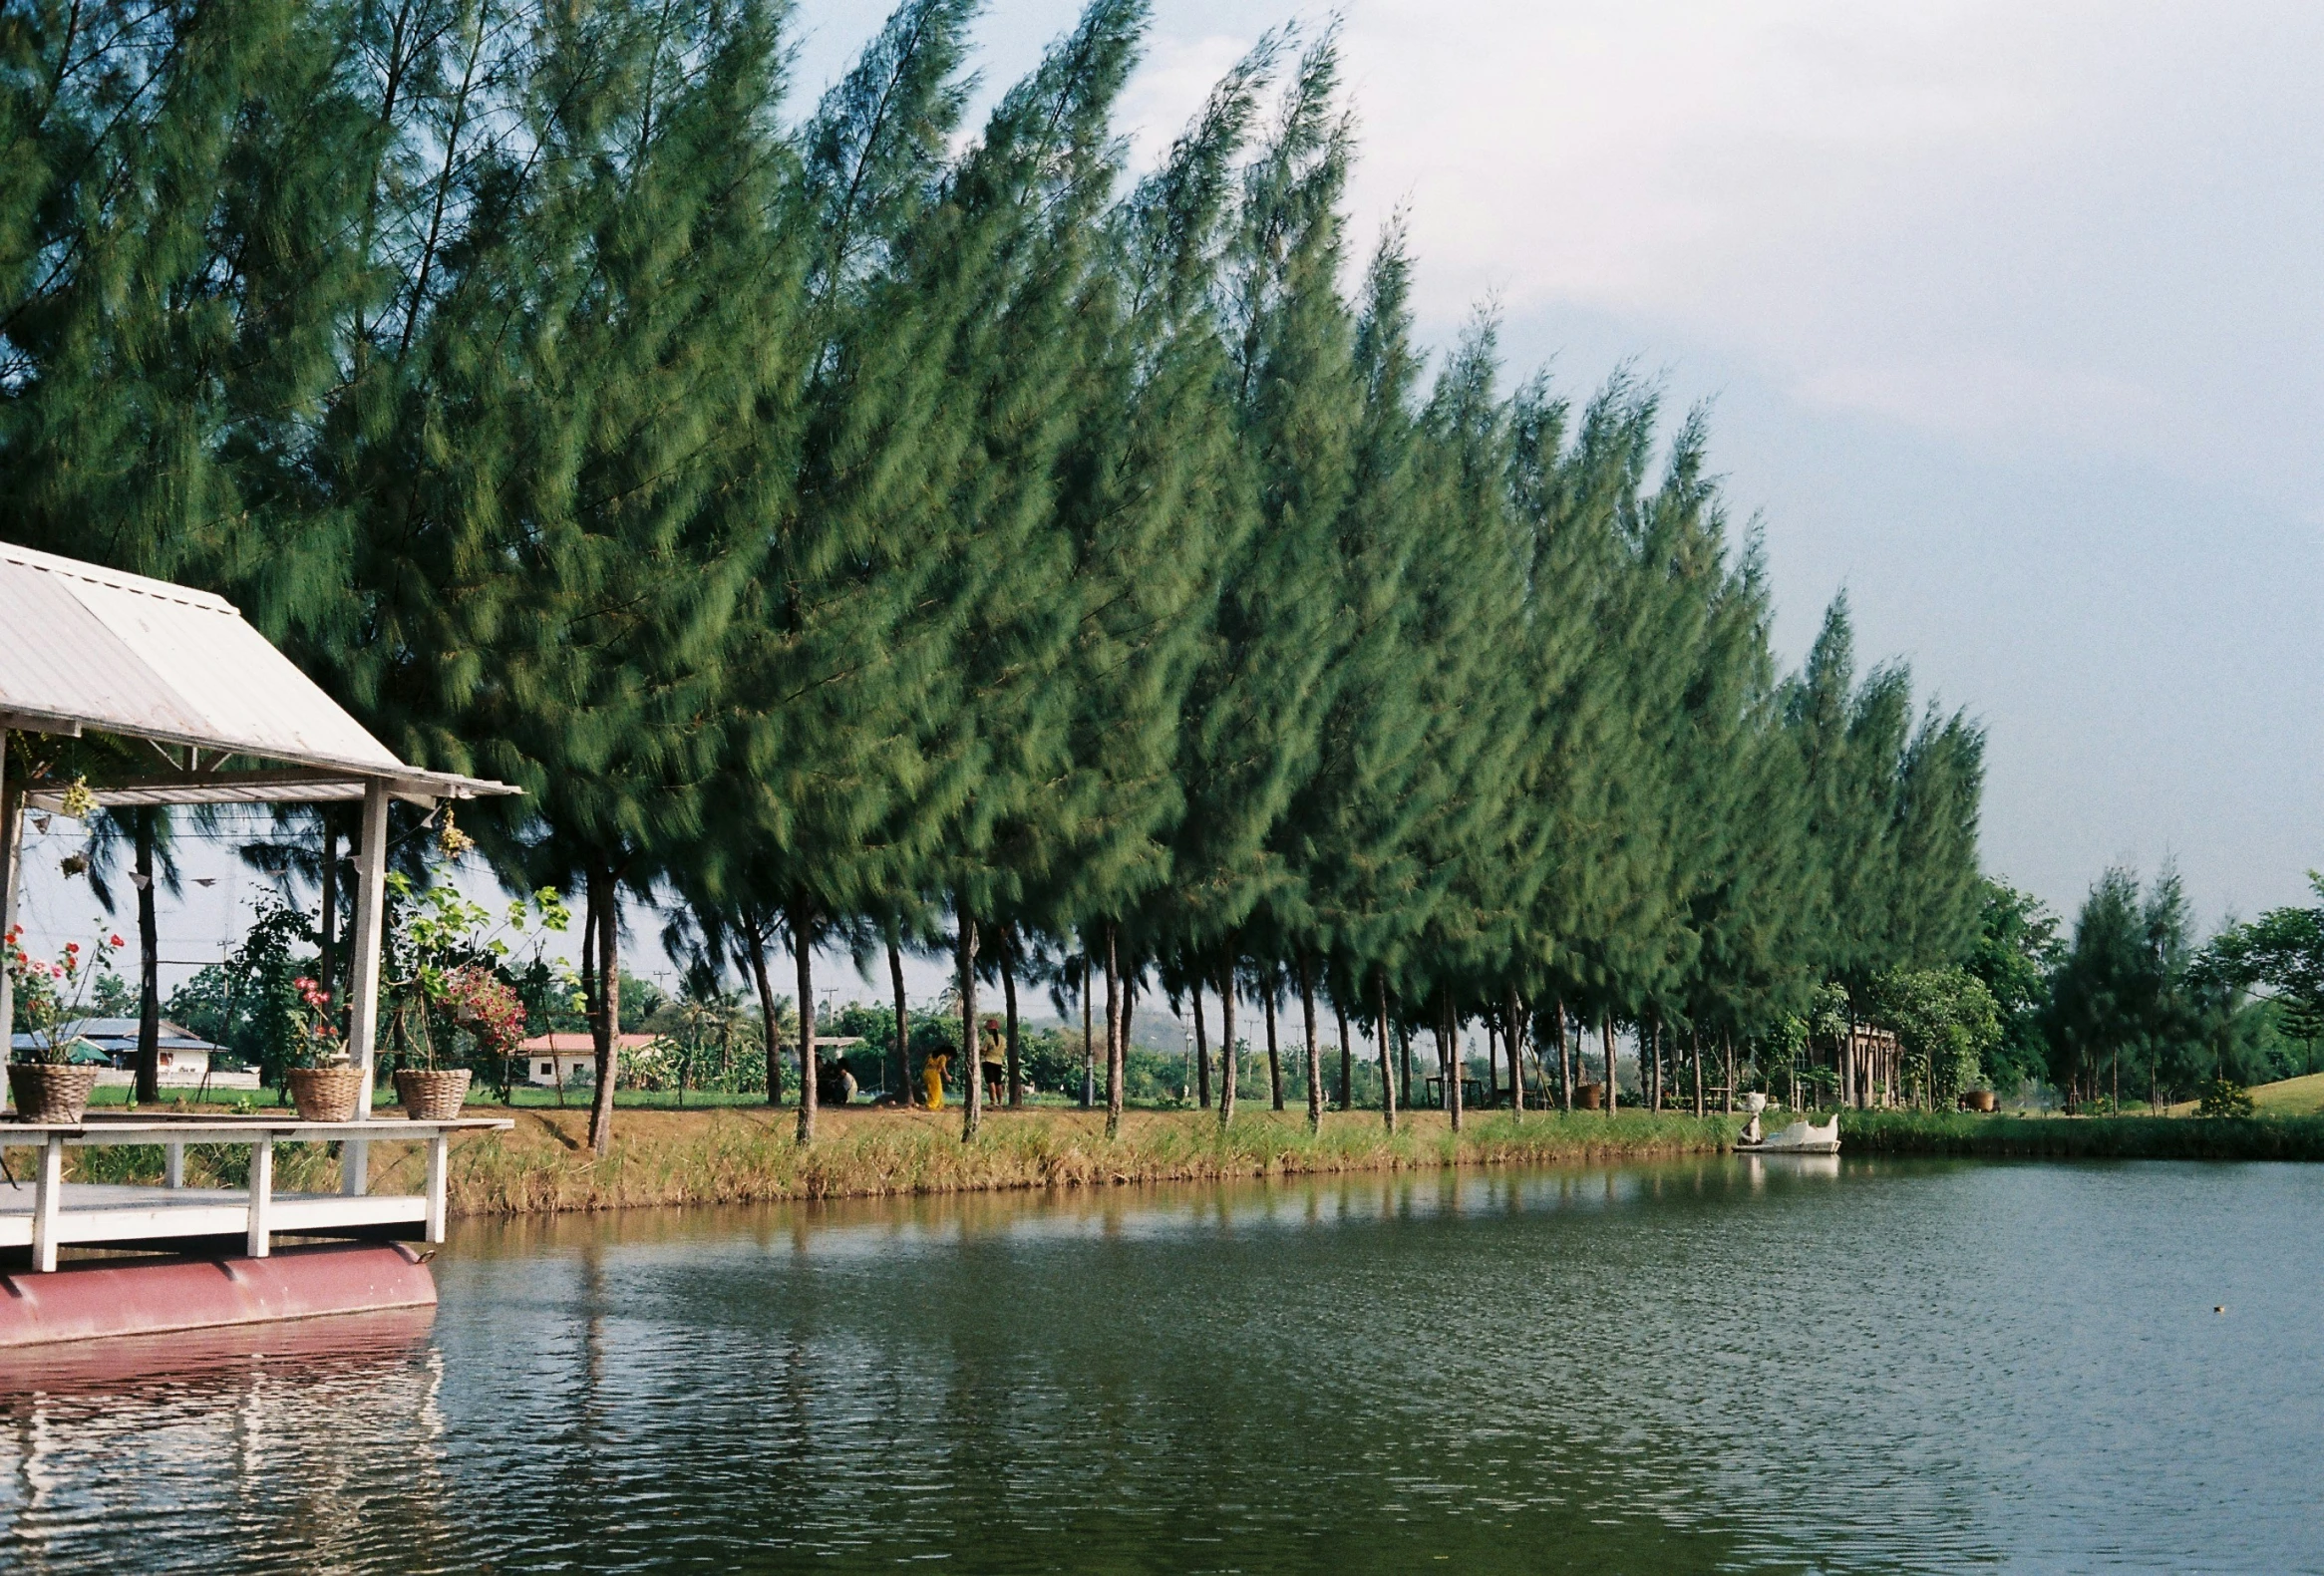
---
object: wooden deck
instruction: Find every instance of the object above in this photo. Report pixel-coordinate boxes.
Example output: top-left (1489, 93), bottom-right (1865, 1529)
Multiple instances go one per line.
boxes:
top-left (0, 1116), bottom-right (510, 1271)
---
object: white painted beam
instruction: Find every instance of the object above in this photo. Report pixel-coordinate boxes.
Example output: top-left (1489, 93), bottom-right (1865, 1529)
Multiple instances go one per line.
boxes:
top-left (245, 1137), bottom-right (273, 1258)
top-left (31, 1135), bottom-right (62, 1273)
top-left (341, 778), bottom-right (391, 1194)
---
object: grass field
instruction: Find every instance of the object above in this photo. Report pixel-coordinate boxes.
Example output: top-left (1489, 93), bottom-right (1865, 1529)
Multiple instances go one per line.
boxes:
top-left (23, 1095), bottom-right (2324, 1219)
top-left (3, 1103), bottom-right (1745, 1214)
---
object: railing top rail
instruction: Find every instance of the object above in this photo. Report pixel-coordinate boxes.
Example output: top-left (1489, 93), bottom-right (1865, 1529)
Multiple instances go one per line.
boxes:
top-left (0, 1116), bottom-right (512, 1144)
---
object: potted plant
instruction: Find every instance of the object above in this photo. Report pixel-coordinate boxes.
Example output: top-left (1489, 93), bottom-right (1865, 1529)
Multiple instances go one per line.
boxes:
top-left (5, 923), bottom-right (127, 1122)
top-left (285, 974), bottom-right (364, 1121)
top-left (395, 964), bottom-right (524, 1119)
top-left (382, 865), bottom-right (562, 1118)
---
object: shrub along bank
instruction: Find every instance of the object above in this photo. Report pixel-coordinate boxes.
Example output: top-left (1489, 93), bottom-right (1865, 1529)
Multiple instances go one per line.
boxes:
top-left (1838, 1109), bottom-right (2324, 1161)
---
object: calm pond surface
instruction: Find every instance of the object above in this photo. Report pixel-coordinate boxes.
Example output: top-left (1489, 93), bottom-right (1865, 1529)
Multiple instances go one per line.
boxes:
top-left (3, 1155), bottom-right (2321, 1573)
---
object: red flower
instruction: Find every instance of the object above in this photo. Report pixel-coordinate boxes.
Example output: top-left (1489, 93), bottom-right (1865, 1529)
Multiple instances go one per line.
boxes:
top-left (108, 934), bottom-right (125, 948)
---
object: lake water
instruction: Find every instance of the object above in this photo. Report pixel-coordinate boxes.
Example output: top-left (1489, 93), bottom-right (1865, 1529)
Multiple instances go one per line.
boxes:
top-left (3, 1155), bottom-right (2321, 1573)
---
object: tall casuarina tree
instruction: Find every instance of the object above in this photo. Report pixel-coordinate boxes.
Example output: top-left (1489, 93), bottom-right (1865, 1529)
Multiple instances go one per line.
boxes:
top-left (1153, 35), bottom-right (1356, 1129)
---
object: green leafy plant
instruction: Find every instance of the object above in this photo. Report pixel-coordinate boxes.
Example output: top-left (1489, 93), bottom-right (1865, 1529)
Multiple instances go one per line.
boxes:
top-left (2194, 1078), bottom-right (2255, 1118)
top-left (384, 873), bottom-right (571, 1072)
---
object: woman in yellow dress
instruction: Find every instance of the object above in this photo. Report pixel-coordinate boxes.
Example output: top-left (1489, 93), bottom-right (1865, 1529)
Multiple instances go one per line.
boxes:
top-left (919, 1049), bottom-right (951, 1109)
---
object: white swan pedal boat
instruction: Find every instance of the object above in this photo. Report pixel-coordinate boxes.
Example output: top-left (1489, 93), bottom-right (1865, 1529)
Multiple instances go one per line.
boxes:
top-left (1735, 1111), bottom-right (1840, 1155)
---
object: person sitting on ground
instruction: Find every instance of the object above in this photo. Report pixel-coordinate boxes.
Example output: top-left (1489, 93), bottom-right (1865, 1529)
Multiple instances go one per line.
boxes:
top-left (816, 1057), bottom-right (857, 1107)
top-left (980, 1018), bottom-right (1006, 1103)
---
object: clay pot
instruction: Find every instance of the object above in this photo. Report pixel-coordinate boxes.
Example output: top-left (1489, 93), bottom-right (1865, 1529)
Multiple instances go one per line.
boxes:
top-left (288, 1065), bottom-right (365, 1122)
top-left (393, 1068), bottom-right (472, 1121)
top-left (1573, 1082), bottom-right (1604, 1111)
top-left (8, 1065), bottom-right (99, 1124)
top-left (1960, 1089), bottom-right (1998, 1113)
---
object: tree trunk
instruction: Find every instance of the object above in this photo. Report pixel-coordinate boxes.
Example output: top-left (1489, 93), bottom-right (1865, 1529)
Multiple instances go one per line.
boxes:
top-left (794, 905), bottom-right (818, 1146)
top-left (1301, 954), bottom-right (1323, 1133)
top-left (1556, 998), bottom-right (1572, 1112)
top-left (1441, 990), bottom-right (1463, 1133)
top-left (1398, 1021), bottom-right (1413, 1111)
top-left (1002, 930), bottom-right (1022, 1108)
top-left (1217, 958), bottom-right (1238, 1128)
top-left (1265, 981), bottom-right (1284, 1111)
top-left (1081, 951), bottom-right (1095, 1110)
top-left (1376, 970), bottom-right (1398, 1134)
top-left (1724, 1035), bottom-right (1735, 1113)
top-left (1692, 1027), bottom-right (1706, 1117)
top-left (749, 920), bottom-right (784, 1106)
top-left (134, 813), bottom-right (160, 1103)
top-left (959, 910), bottom-right (981, 1141)
top-left (1104, 923), bottom-right (1125, 1138)
top-left (1602, 1016), bottom-right (1617, 1115)
top-left (889, 929), bottom-right (909, 1106)
top-left (586, 864), bottom-right (620, 1157)
top-left (1192, 972), bottom-right (1210, 1109)
top-left (1506, 984), bottom-right (1527, 1116)
top-left (1335, 996), bottom-right (1353, 1111)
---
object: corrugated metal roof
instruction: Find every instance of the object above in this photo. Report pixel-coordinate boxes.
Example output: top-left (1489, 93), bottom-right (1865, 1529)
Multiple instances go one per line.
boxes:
top-left (0, 541), bottom-right (513, 800)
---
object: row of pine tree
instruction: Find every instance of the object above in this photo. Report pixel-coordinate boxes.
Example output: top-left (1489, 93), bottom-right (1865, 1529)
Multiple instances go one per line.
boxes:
top-left (0, 0), bottom-right (1986, 1150)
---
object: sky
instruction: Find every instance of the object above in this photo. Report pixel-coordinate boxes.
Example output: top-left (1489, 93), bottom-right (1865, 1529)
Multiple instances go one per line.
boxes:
top-left (845, 0), bottom-right (2317, 931)
top-left (13, 0), bottom-right (2322, 1010)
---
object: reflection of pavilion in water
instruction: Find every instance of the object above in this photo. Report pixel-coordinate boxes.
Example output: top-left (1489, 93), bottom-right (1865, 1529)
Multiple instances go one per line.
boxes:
top-left (0, 1311), bottom-right (452, 1563)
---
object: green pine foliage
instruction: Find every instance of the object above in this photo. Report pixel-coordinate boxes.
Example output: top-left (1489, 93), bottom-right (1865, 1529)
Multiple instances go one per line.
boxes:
top-left (2, 0), bottom-right (1993, 1139)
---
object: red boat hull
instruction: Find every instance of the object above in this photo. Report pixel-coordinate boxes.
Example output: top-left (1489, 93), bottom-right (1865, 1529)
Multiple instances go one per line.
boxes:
top-left (0, 1242), bottom-right (437, 1349)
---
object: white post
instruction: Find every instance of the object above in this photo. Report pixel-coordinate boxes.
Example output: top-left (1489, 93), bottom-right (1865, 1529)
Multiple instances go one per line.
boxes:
top-left (426, 1130), bottom-right (449, 1244)
top-left (246, 1136), bottom-right (273, 1259)
top-left (31, 1134), bottom-right (62, 1273)
top-left (164, 1140), bottom-right (184, 1187)
top-left (342, 780), bottom-right (391, 1194)
top-left (0, 740), bottom-right (19, 1114)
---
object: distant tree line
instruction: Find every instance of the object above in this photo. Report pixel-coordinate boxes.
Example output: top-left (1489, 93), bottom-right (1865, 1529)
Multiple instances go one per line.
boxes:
top-left (2026, 864), bottom-right (2324, 1111)
top-left (1, 0), bottom-right (1988, 1150)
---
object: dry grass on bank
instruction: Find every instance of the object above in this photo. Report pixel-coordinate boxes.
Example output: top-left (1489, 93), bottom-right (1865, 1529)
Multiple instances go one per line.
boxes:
top-left (1, 1104), bottom-right (1741, 1214)
top-left (403, 1104), bottom-right (1743, 1216)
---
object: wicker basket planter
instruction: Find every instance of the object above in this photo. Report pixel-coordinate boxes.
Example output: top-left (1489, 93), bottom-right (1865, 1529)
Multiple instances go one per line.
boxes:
top-left (1572, 1082), bottom-right (1604, 1111)
top-left (287, 1065), bottom-right (365, 1122)
top-left (8, 1065), bottom-right (100, 1123)
top-left (394, 1068), bottom-right (472, 1120)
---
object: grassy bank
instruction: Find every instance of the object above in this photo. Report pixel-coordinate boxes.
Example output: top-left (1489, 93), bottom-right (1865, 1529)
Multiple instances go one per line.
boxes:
top-left (1840, 1108), bottom-right (2324, 1160)
top-left (399, 1105), bottom-right (1741, 1215)
top-left (23, 1103), bottom-right (2324, 1220)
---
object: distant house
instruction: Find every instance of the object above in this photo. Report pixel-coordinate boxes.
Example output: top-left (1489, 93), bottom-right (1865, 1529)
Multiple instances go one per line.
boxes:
top-left (513, 1030), bottom-right (868, 1089)
top-left (10, 1018), bottom-right (262, 1090)
top-left (513, 1031), bottom-right (661, 1088)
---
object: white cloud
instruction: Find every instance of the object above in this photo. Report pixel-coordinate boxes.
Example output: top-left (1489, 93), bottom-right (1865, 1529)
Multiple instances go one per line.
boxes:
top-left (1097, 0), bottom-right (2323, 491)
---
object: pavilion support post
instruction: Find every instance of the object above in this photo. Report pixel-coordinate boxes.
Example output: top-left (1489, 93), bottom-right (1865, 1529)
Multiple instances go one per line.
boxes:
top-left (0, 736), bottom-right (19, 1111)
top-left (165, 1141), bottom-right (184, 1187)
top-left (427, 1131), bottom-right (450, 1243)
top-left (32, 1133), bottom-right (63, 1273)
top-left (246, 1136), bottom-right (274, 1258)
top-left (341, 780), bottom-right (391, 1195)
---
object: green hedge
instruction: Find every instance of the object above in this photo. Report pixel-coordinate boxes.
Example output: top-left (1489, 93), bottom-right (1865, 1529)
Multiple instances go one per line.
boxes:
top-left (1840, 1108), bottom-right (2324, 1160)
